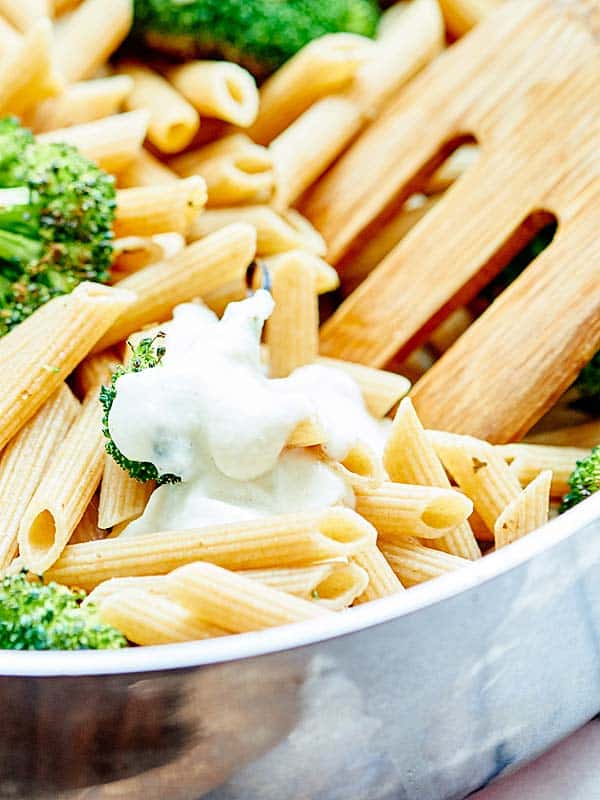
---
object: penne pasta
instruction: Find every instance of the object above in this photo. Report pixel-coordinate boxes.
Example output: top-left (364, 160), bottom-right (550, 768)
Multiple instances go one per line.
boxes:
top-left (187, 205), bottom-right (326, 257)
top-left (38, 110), bottom-right (150, 174)
top-left (355, 481), bottom-right (474, 541)
top-left (114, 177), bottom-right (207, 237)
top-left (167, 60), bottom-right (259, 127)
top-left (51, 0), bottom-right (82, 15)
top-left (428, 307), bottom-right (474, 355)
top-left (383, 399), bottom-right (481, 559)
top-left (93, 223), bottom-right (256, 351)
top-left (71, 350), bottom-right (119, 398)
top-left (18, 391), bottom-right (106, 573)
top-left (98, 456), bottom-right (154, 531)
top-left (117, 148), bottom-right (179, 188)
top-left (0, 384), bottom-right (78, 571)
top-left (494, 469), bottom-right (552, 549)
top-left (337, 442), bottom-right (386, 489)
top-left (495, 443), bottom-right (591, 497)
top-left (167, 562), bottom-right (331, 633)
top-left (266, 251), bottom-right (319, 378)
top-left (53, 0), bottom-right (133, 82)
top-left (424, 143), bottom-right (480, 194)
top-left (0, 16), bottom-right (20, 51)
top-left (119, 60), bottom-right (200, 154)
top-left (352, 546), bottom-right (404, 602)
top-left (111, 233), bottom-right (186, 276)
top-left (438, 0), bottom-right (503, 37)
top-left (45, 507), bottom-right (377, 590)
top-left (170, 134), bottom-right (274, 206)
top-left (84, 575), bottom-right (168, 606)
top-left (381, 540), bottom-right (471, 587)
top-left (525, 419), bottom-right (600, 450)
top-left (0, 282), bottom-right (134, 452)
top-left (98, 589), bottom-right (227, 645)
top-left (0, 18), bottom-right (61, 115)
top-left (428, 430), bottom-right (522, 532)
top-left (26, 75), bottom-right (134, 133)
top-left (69, 495), bottom-right (105, 544)
top-left (0, 0), bottom-right (49, 30)
top-left (249, 33), bottom-right (375, 145)
top-left (316, 356), bottom-right (410, 418)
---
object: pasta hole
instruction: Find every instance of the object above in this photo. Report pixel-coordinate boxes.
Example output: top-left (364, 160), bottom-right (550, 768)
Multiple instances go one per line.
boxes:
top-left (226, 77), bottom-right (244, 104)
top-left (421, 495), bottom-right (470, 529)
top-left (28, 510), bottom-right (57, 553)
top-left (166, 122), bottom-right (194, 151)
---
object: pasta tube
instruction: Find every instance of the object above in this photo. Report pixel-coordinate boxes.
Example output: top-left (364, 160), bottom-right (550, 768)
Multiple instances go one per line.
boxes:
top-left (117, 148), bottom-right (179, 188)
top-left (383, 398), bottom-right (481, 559)
top-left (39, 110), bottom-right (150, 174)
top-left (114, 177), bottom-right (207, 237)
top-left (381, 540), bottom-right (470, 587)
top-left (0, 0), bottom-right (49, 30)
top-left (18, 391), bottom-right (106, 573)
top-left (249, 33), bottom-right (375, 144)
top-left (26, 75), bottom-right (133, 133)
top-left (119, 60), bottom-right (200, 154)
top-left (266, 251), bottom-right (318, 377)
top-left (167, 563), bottom-right (331, 633)
top-left (54, 0), bottom-right (133, 82)
top-left (99, 589), bottom-right (227, 645)
top-left (71, 351), bottom-right (119, 398)
top-left (167, 60), bottom-right (259, 127)
top-left (0, 282), bottom-right (135, 452)
top-left (494, 470), bottom-right (552, 549)
top-left (355, 482), bottom-right (473, 540)
top-left (352, 546), bottom-right (404, 602)
top-left (98, 456), bottom-right (154, 531)
top-left (316, 356), bottom-right (410, 418)
top-left (424, 144), bottom-right (480, 194)
top-left (0, 385), bottom-right (78, 571)
top-left (495, 443), bottom-right (591, 497)
top-left (45, 507), bottom-right (377, 590)
top-left (94, 223), bottom-right (256, 351)
top-left (525, 420), bottom-right (600, 450)
top-left (428, 430), bottom-right (523, 531)
top-left (111, 233), bottom-right (185, 276)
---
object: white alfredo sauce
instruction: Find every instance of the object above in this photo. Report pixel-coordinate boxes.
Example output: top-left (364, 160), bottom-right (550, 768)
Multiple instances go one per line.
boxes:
top-left (108, 291), bottom-right (387, 536)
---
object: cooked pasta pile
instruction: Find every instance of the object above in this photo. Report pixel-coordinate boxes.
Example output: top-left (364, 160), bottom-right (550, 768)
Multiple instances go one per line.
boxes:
top-left (0, 0), bottom-right (596, 648)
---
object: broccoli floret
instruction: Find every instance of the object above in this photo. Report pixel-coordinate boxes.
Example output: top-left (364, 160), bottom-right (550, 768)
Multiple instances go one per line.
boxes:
top-left (0, 117), bottom-right (116, 337)
top-left (100, 333), bottom-right (181, 485)
top-left (0, 572), bottom-right (127, 650)
top-left (132, 0), bottom-right (381, 77)
top-left (560, 446), bottom-right (600, 513)
top-left (575, 351), bottom-right (600, 410)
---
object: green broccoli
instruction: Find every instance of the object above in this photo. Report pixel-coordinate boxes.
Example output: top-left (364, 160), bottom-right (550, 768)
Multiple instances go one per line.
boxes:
top-left (0, 572), bottom-right (127, 650)
top-left (574, 351), bottom-right (600, 410)
top-left (100, 333), bottom-right (181, 485)
top-left (132, 0), bottom-right (381, 78)
top-left (0, 117), bottom-right (116, 337)
top-left (560, 446), bottom-right (600, 513)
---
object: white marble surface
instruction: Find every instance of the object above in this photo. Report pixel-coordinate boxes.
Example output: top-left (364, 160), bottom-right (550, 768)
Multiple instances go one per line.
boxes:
top-left (473, 719), bottom-right (600, 799)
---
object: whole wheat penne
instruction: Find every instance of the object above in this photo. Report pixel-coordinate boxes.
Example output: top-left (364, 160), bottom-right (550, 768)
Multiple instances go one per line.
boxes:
top-left (428, 307), bottom-right (474, 355)
top-left (241, 562), bottom-right (368, 610)
top-left (381, 539), bottom-right (470, 587)
top-left (525, 420), bottom-right (600, 449)
top-left (93, 223), bottom-right (256, 351)
top-left (84, 575), bottom-right (168, 606)
top-left (18, 391), bottom-right (106, 573)
top-left (280, 209), bottom-right (328, 256)
top-left (495, 443), bottom-right (591, 497)
top-left (167, 563), bottom-right (331, 633)
top-left (114, 177), bottom-right (207, 238)
top-left (0, 384), bottom-right (78, 571)
top-left (69, 495), bottom-right (105, 544)
top-left (26, 75), bottom-right (134, 133)
top-left (267, 251), bottom-right (318, 377)
top-left (53, 0), bottom-right (132, 82)
top-left (424, 143), bottom-right (480, 194)
top-left (0, 18), bottom-right (61, 115)
top-left (99, 589), bottom-right (227, 645)
top-left (355, 482), bottom-right (473, 540)
top-left (438, 0), bottom-right (503, 37)
top-left (188, 206), bottom-right (327, 257)
top-left (167, 60), bottom-right (259, 127)
top-left (39, 110), bottom-right (150, 174)
top-left (170, 134), bottom-right (273, 206)
top-left (428, 430), bottom-right (522, 532)
top-left (119, 60), bottom-right (200, 154)
top-left (71, 350), bottom-right (119, 398)
top-left (98, 455), bottom-right (154, 531)
top-left (45, 507), bottom-right (377, 590)
top-left (494, 470), bottom-right (552, 549)
top-left (275, 0), bottom-right (444, 211)
top-left (383, 398), bottom-right (481, 559)
top-left (352, 546), bottom-right (404, 602)
top-left (0, 16), bottom-right (20, 51)
top-left (117, 148), bottom-right (179, 188)
top-left (316, 356), bottom-right (410, 418)
top-left (112, 233), bottom-right (186, 276)
top-left (0, 282), bottom-right (135, 452)
top-left (249, 33), bottom-right (375, 145)
top-left (0, 0), bottom-right (49, 31)
top-left (262, 250), bottom-right (338, 293)
top-left (337, 442), bottom-right (386, 489)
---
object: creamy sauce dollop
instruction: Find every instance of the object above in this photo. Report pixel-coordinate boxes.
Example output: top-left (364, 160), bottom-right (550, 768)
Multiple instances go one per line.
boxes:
top-left (108, 291), bottom-right (386, 536)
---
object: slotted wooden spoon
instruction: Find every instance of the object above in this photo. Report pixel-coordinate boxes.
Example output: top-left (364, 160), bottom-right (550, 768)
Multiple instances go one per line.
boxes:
top-left (302, 0), bottom-right (600, 443)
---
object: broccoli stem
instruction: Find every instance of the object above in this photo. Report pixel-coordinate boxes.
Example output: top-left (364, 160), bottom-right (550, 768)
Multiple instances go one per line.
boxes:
top-left (0, 228), bottom-right (42, 266)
